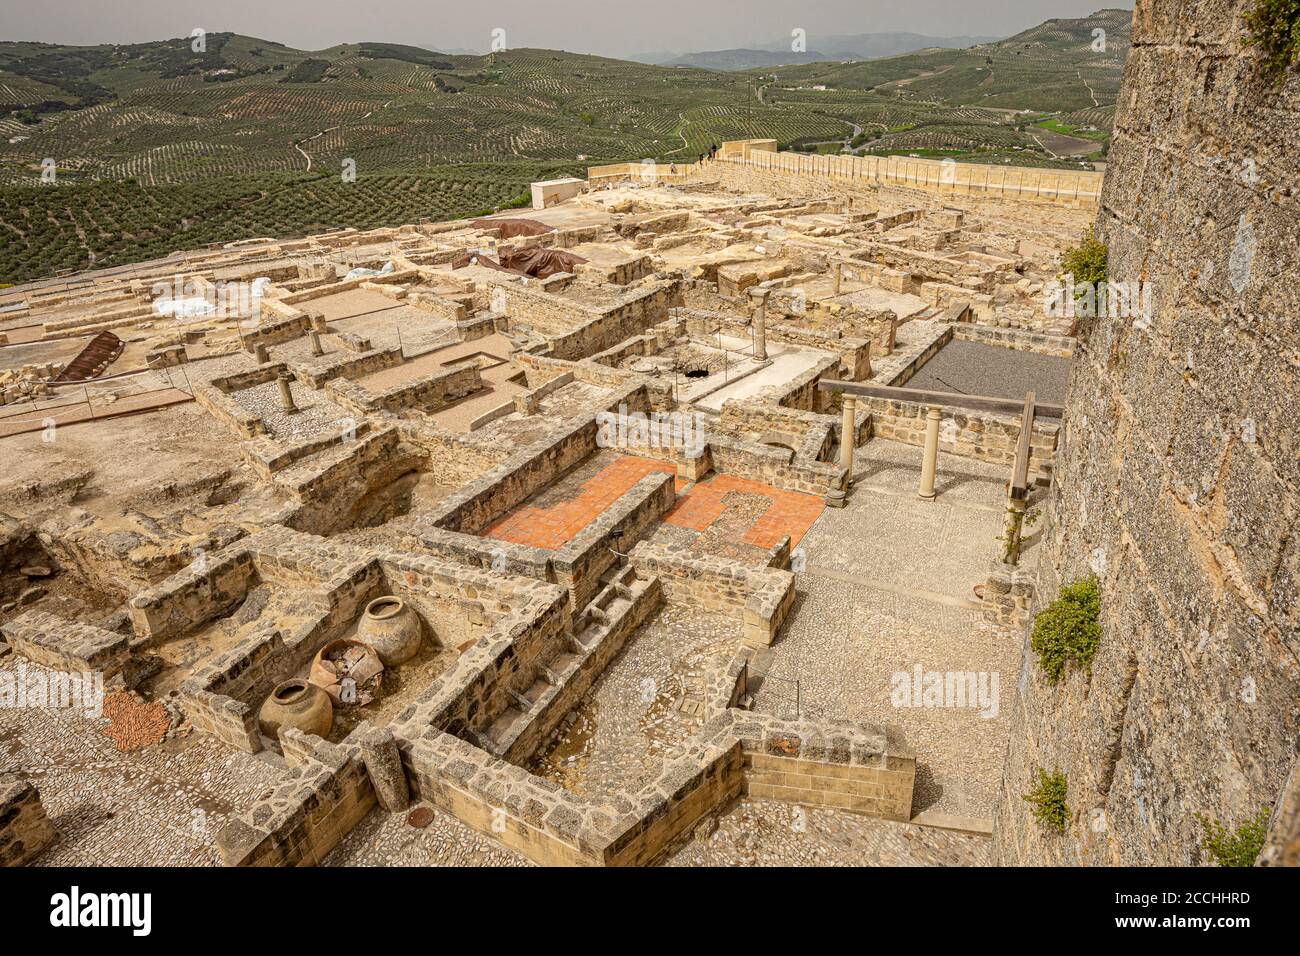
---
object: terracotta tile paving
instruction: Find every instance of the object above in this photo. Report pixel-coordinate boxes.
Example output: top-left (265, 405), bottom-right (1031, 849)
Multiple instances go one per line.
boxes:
top-left (485, 455), bottom-right (824, 552)
top-left (668, 473), bottom-right (824, 550)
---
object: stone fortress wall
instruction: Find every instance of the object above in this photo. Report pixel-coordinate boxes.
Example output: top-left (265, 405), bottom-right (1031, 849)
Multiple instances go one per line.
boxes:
top-left (591, 138), bottom-right (1104, 208)
top-left (993, 0), bottom-right (1300, 866)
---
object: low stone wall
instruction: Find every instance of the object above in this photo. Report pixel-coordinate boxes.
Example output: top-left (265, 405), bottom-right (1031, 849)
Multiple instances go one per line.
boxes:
top-left (545, 284), bottom-right (681, 362)
top-left (763, 355), bottom-right (840, 414)
top-left (708, 436), bottom-right (845, 497)
top-left (776, 303), bottom-right (897, 358)
top-left (952, 323), bottom-right (1076, 358)
top-left (241, 313), bottom-right (312, 349)
top-left (0, 779), bottom-right (58, 866)
top-left (172, 529), bottom-right (559, 755)
top-left (551, 472), bottom-right (676, 611)
top-left (153, 536), bottom-right (365, 753)
top-left (407, 291), bottom-right (470, 322)
top-left (628, 540), bottom-right (796, 647)
top-left (387, 576), bottom-right (571, 743)
top-left (193, 369), bottom-right (280, 440)
top-left (325, 364), bottom-right (482, 416)
top-left (489, 277), bottom-right (680, 363)
top-left (508, 575), bottom-right (662, 766)
top-left (515, 351), bottom-right (656, 401)
top-left (876, 323), bottom-right (954, 387)
top-left (278, 428), bottom-right (428, 535)
top-left (718, 398), bottom-right (841, 450)
top-left (429, 416), bottom-right (602, 535)
top-left (127, 542), bottom-right (258, 643)
top-left (402, 425), bottom-right (510, 487)
top-left (398, 719), bottom-right (745, 866)
top-left (290, 347), bottom-right (403, 389)
top-left (1, 609), bottom-right (130, 677)
top-left (242, 423), bottom-right (373, 481)
top-left (216, 736), bottom-right (376, 866)
top-left (394, 703), bottom-right (912, 866)
top-left (864, 395), bottom-right (1059, 479)
top-left (739, 717), bottom-right (915, 820)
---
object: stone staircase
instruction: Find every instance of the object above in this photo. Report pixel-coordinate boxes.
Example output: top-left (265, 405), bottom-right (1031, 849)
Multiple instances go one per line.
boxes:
top-left (484, 563), bottom-right (663, 763)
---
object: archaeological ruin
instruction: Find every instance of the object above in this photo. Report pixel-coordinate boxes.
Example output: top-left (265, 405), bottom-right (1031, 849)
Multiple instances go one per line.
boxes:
top-left (0, 0), bottom-right (1295, 870)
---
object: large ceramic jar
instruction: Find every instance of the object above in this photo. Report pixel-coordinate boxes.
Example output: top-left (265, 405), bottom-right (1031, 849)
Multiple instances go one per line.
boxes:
top-left (258, 678), bottom-right (333, 740)
top-left (356, 596), bottom-right (422, 665)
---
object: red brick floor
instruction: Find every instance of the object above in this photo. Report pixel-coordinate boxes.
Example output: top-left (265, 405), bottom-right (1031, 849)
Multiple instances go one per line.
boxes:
top-left (484, 455), bottom-right (823, 552)
top-left (666, 473), bottom-right (825, 550)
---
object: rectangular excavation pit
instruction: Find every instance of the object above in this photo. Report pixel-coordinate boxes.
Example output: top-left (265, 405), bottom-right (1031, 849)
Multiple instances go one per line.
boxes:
top-left (142, 529), bottom-right (560, 756)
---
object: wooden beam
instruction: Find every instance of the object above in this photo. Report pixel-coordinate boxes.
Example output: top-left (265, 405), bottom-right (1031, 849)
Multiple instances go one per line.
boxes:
top-left (1010, 391), bottom-right (1035, 500)
top-left (817, 379), bottom-right (1064, 419)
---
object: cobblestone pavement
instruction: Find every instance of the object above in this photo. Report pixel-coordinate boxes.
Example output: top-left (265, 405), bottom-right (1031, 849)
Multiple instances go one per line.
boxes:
top-left (325, 803), bottom-right (533, 866)
top-left (1, 660), bottom-right (281, 865)
top-left (531, 603), bottom-right (740, 797)
top-left (756, 439), bottom-right (1026, 820)
top-left (666, 799), bottom-right (990, 866)
top-left (230, 377), bottom-right (351, 442)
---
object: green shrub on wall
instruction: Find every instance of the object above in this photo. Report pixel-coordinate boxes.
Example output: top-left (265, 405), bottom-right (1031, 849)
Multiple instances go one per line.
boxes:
top-left (1198, 808), bottom-right (1272, 866)
top-left (1061, 231), bottom-right (1108, 288)
top-left (1023, 768), bottom-right (1069, 834)
top-left (1031, 575), bottom-right (1101, 683)
top-left (1244, 0), bottom-right (1300, 81)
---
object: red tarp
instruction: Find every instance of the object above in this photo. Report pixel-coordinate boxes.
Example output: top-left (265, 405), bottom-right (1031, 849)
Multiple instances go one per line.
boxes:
top-left (497, 246), bottom-right (588, 279)
top-left (452, 246), bottom-right (587, 279)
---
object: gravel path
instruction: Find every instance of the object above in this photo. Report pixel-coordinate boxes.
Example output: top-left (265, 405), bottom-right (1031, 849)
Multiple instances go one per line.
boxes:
top-left (667, 799), bottom-right (990, 866)
top-left (905, 338), bottom-right (1071, 405)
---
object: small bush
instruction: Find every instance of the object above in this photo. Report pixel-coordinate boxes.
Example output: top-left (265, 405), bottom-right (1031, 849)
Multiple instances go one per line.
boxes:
top-left (1061, 231), bottom-right (1108, 288)
top-left (1023, 768), bottom-right (1069, 833)
top-left (1031, 575), bottom-right (1101, 683)
top-left (1244, 0), bottom-right (1300, 81)
top-left (1198, 808), bottom-right (1272, 867)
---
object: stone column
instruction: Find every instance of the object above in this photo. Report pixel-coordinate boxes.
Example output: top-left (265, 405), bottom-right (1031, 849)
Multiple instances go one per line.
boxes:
top-left (832, 261), bottom-right (843, 296)
top-left (360, 727), bottom-right (410, 813)
top-left (918, 406), bottom-right (941, 500)
top-left (309, 329), bottom-right (324, 356)
top-left (752, 290), bottom-right (768, 361)
top-left (254, 343), bottom-right (270, 365)
top-left (276, 374), bottom-right (297, 414)
top-left (310, 312), bottom-right (328, 333)
top-left (839, 394), bottom-right (857, 475)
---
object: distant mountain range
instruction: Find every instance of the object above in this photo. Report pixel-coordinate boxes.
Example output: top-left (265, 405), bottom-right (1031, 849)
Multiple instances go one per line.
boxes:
top-left (0, 10), bottom-right (1131, 282)
top-left (632, 32), bottom-right (1000, 72)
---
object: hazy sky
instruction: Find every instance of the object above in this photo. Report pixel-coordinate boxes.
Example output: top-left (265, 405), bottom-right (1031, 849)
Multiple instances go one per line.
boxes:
top-left (0, 1), bottom-right (1127, 57)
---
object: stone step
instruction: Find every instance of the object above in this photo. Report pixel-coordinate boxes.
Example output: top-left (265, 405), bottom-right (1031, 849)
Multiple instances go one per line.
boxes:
top-left (523, 678), bottom-right (552, 704)
top-left (485, 705), bottom-right (527, 746)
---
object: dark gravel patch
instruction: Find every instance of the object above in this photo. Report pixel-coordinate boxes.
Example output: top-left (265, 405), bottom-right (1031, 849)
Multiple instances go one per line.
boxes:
top-left (905, 339), bottom-right (1071, 406)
